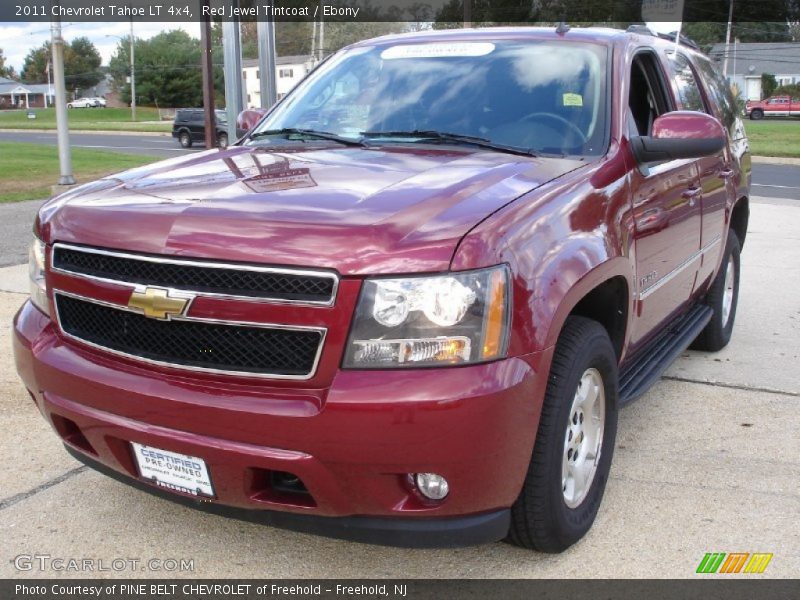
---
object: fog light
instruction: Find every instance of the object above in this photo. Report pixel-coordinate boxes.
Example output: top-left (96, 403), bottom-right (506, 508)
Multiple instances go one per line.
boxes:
top-left (414, 472), bottom-right (449, 500)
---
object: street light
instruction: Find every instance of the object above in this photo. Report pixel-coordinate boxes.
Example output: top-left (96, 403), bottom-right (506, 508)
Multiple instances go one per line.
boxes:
top-left (106, 20), bottom-right (136, 121)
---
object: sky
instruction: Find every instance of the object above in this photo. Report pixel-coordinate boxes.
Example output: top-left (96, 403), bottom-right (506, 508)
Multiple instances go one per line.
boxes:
top-left (0, 21), bottom-right (200, 73)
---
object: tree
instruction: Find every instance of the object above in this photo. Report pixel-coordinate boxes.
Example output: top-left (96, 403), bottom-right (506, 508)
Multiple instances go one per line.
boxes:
top-left (109, 30), bottom-right (225, 108)
top-left (762, 73), bottom-right (778, 98)
top-left (65, 37), bottom-right (103, 91)
top-left (0, 48), bottom-right (16, 79)
top-left (20, 37), bottom-right (103, 92)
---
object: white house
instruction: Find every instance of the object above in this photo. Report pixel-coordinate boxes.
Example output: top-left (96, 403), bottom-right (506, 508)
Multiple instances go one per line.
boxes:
top-left (709, 42), bottom-right (800, 101)
top-left (242, 55), bottom-right (316, 109)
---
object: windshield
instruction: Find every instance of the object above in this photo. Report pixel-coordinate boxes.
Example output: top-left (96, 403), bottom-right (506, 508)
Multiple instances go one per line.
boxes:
top-left (250, 40), bottom-right (609, 156)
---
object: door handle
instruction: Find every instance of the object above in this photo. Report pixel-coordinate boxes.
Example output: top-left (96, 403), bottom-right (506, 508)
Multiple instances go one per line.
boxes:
top-left (719, 167), bottom-right (734, 179)
top-left (682, 187), bottom-right (702, 207)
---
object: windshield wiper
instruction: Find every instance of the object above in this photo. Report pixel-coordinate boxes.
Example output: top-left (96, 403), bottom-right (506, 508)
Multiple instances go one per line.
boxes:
top-left (361, 130), bottom-right (535, 156)
top-left (248, 128), bottom-right (363, 146)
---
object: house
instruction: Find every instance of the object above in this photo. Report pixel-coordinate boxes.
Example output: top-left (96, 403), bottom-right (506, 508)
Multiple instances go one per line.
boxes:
top-left (242, 55), bottom-right (316, 109)
top-left (709, 42), bottom-right (800, 101)
top-left (0, 76), bottom-right (55, 109)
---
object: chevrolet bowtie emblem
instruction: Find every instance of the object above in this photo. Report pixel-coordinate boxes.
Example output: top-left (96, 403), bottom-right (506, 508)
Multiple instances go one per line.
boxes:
top-left (128, 287), bottom-right (191, 320)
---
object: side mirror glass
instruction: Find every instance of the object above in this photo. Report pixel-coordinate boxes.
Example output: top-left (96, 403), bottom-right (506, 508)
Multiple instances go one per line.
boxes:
top-left (236, 108), bottom-right (268, 138)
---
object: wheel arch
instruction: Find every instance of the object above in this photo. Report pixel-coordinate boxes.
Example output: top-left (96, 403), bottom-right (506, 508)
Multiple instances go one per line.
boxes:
top-left (542, 260), bottom-right (633, 363)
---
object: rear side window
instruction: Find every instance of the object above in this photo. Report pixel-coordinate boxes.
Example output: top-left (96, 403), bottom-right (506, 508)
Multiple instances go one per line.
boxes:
top-left (667, 52), bottom-right (706, 112)
top-left (693, 55), bottom-right (738, 134)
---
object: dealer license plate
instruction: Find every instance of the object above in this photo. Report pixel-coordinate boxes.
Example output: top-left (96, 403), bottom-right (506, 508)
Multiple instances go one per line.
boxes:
top-left (131, 443), bottom-right (214, 498)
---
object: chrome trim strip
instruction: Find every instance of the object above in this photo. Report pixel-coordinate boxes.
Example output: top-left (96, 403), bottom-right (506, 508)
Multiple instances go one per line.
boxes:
top-left (53, 290), bottom-right (327, 381)
top-left (638, 235), bottom-right (721, 301)
top-left (51, 243), bottom-right (340, 307)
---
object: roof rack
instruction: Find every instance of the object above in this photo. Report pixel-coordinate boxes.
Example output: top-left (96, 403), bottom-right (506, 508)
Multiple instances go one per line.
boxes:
top-left (625, 24), bottom-right (700, 51)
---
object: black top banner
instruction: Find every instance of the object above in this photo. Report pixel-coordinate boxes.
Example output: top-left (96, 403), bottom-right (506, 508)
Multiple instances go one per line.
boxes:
top-left (1, 0), bottom-right (798, 23)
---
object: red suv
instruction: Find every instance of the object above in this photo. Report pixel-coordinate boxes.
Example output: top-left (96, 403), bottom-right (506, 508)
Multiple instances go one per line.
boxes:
top-left (15, 27), bottom-right (749, 552)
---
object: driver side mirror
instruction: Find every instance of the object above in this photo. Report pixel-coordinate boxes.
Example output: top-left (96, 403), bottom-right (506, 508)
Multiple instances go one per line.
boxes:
top-left (630, 111), bottom-right (726, 165)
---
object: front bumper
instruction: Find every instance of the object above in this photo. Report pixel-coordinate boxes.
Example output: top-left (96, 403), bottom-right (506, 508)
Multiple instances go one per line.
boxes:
top-left (14, 300), bottom-right (551, 547)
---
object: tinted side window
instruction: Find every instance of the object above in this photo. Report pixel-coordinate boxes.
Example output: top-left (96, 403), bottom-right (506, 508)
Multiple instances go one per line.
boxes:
top-left (693, 55), bottom-right (737, 134)
top-left (667, 53), bottom-right (706, 112)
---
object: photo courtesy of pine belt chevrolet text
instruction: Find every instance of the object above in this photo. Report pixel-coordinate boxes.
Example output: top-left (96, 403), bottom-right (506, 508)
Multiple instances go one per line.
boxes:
top-left (14, 25), bottom-right (750, 552)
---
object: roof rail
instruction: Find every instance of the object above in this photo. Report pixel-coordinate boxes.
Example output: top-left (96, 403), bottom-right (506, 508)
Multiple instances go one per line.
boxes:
top-left (625, 24), bottom-right (700, 51)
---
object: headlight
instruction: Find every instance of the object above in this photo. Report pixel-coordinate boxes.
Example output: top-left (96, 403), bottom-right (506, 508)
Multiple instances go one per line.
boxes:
top-left (28, 237), bottom-right (49, 315)
top-left (344, 265), bottom-right (510, 368)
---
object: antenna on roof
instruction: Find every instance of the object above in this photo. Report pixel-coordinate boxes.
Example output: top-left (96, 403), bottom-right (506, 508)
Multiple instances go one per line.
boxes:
top-left (556, 22), bottom-right (571, 35)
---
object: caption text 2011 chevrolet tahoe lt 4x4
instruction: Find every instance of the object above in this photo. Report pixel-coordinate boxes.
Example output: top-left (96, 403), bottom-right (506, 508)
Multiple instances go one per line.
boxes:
top-left (14, 26), bottom-right (750, 552)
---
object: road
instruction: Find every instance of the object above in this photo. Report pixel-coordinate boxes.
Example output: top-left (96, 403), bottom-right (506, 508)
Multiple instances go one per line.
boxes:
top-left (0, 130), bottom-right (200, 158)
top-left (0, 129), bottom-right (798, 198)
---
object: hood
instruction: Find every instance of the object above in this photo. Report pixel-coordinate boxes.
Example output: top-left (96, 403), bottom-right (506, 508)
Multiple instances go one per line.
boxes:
top-left (40, 144), bottom-right (584, 274)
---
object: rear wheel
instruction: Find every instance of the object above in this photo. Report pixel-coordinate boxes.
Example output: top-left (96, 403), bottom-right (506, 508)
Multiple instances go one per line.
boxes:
top-left (217, 133), bottom-right (229, 149)
top-left (750, 109), bottom-right (764, 120)
top-left (179, 131), bottom-right (192, 148)
top-left (691, 231), bottom-right (741, 352)
top-left (508, 316), bottom-right (618, 552)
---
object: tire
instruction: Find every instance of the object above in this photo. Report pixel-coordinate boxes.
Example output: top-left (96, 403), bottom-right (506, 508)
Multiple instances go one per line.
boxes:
top-left (750, 109), bottom-right (764, 120)
top-left (508, 316), bottom-right (619, 552)
top-left (67, 104), bottom-right (73, 109)
top-left (179, 131), bottom-right (192, 148)
top-left (217, 133), bottom-right (229, 149)
top-left (691, 231), bottom-right (741, 352)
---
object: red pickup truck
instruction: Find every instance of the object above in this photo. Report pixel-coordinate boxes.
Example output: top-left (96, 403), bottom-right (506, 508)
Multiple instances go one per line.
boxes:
top-left (14, 27), bottom-right (750, 552)
top-left (746, 94), bottom-right (800, 119)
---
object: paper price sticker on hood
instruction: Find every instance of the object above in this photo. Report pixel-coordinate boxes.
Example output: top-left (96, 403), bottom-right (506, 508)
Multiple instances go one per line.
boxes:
top-left (381, 43), bottom-right (495, 60)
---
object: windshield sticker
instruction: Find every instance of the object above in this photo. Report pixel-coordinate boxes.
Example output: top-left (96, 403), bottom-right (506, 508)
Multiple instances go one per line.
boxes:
top-left (563, 93), bottom-right (583, 107)
top-left (381, 43), bottom-right (495, 60)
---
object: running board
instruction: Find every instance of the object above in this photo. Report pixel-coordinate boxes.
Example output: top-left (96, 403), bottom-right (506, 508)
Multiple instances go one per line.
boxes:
top-left (619, 304), bottom-right (713, 405)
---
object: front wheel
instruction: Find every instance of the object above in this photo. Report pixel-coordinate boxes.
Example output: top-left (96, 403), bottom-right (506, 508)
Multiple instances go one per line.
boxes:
top-left (217, 133), bottom-right (229, 149)
top-left (179, 131), bottom-right (192, 148)
top-left (691, 231), bottom-right (741, 352)
top-left (750, 109), bottom-right (764, 120)
top-left (508, 316), bottom-right (618, 552)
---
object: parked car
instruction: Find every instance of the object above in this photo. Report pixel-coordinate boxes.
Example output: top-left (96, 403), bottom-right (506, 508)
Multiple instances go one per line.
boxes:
top-left (745, 94), bottom-right (800, 119)
top-left (171, 108), bottom-right (229, 148)
top-left (66, 97), bottom-right (98, 109)
top-left (15, 26), bottom-right (750, 552)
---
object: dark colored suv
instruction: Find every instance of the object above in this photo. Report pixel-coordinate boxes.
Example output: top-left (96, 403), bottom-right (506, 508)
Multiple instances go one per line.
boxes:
top-left (171, 108), bottom-right (230, 148)
top-left (16, 26), bottom-right (750, 552)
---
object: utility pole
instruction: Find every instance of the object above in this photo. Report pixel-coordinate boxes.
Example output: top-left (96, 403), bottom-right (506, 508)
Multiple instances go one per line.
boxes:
top-left (50, 2), bottom-right (74, 185)
top-left (200, 0), bottom-right (216, 149)
top-left (722, 0), bottom-right (734, 79)
top-left (223, 12), bottom-right (245, 141)
top-left (318, 1), bottom-right (325, 61)
top-left (257, 10), bottom-right (278, 108)
top-left (464, 0), bottom-right (472, 27)
top-left (129, 18), bottom-right (136, 121)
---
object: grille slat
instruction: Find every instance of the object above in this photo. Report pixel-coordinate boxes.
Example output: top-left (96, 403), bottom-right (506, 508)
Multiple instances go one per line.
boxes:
top-left (53, 245), bottom-right (336, 304)
top-left (56, 294), bottom-right (323, 378)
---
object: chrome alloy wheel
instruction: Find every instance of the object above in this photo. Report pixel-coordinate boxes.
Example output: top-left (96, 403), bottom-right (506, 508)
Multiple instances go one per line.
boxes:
top-left (562, 368), bottom-right (605, 508)
top-left (721, 255), bottom-right (736, 327)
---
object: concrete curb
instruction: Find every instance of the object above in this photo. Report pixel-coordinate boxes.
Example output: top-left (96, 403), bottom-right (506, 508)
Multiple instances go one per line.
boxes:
top-left (0, 128), bottom-right (170, 137)
top-left (751, 155), bottom-right (800, 166)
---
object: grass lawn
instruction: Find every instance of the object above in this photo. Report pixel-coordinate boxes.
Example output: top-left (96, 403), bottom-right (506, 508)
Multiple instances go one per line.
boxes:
top-left (743, 120), bottom-right (800, 158)
top-left (0, 107), bottom-right (171, 133)
top-left (0, 142), bottom-right (158, 203)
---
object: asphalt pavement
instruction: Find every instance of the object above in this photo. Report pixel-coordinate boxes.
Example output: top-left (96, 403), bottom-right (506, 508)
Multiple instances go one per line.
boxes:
top-left (0, 130), bottom-right (201, 158)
